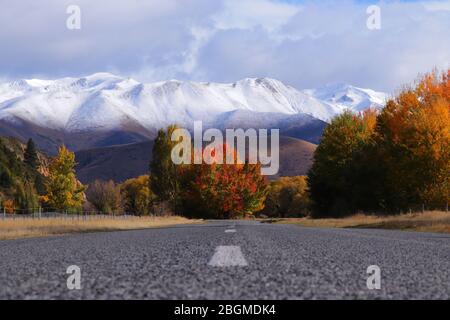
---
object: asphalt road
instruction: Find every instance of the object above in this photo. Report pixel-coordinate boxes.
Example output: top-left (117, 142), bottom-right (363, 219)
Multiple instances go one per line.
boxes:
top-left (0, 220), bottom-right (449, 299)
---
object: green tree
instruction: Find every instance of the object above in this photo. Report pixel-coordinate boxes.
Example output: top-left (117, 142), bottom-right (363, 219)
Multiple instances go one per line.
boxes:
top-left (24, 138), bottom-right (39, 170)
top-left (150, 125), bottom-right (181, 208)
top-left (1, 138), bottom-right (39, 213)
top-left (14, 180), bottom-right (39, 214)
top-left (44, 146), bottom-right (85, 212)
top-left (307, 110), bottom-right (377, 217)
top-left (0, 164), bottom-right (13, 189)
top-left (0, 139), bottom-right (23, 189)
top-left (23, 138), bottom-right (46, 195)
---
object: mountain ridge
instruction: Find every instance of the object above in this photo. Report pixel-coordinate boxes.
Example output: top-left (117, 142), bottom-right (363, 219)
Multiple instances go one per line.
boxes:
top-left (0, 73), bottom-right (387, 153)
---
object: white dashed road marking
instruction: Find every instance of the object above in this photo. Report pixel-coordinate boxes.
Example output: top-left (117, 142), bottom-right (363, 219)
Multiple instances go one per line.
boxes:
top-left (208, 246), bottom-right (248, 267)
top-left (225, 229), bottom-right (236, 233)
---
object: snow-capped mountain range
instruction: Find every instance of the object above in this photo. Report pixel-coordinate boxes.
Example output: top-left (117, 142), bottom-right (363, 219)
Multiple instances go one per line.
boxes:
top-left (0, 73), bottom-right (387, 128)
top-left (0, 73), bottom-right (387, 152)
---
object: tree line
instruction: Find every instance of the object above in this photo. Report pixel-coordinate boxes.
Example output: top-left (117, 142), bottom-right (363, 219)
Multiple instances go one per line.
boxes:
top-left (308, 70), bottom-right (449, 217)
top-left (0, 128), bottom-right (272, 218)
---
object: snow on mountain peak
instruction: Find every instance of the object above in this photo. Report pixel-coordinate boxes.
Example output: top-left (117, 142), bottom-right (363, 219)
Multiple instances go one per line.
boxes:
top-left (0, 73), bottom-right (388, 132)
top-left (304, 83), bottom-right (388, 113)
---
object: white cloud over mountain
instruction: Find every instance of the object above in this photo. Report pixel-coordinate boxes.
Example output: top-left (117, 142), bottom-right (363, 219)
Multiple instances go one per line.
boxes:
top-left (0, 0), bottom-right (448, 92)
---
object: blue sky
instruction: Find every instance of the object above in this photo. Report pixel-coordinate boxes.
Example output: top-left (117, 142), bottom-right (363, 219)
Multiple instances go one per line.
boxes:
top-left (0, 0), bottom-right (449, 92)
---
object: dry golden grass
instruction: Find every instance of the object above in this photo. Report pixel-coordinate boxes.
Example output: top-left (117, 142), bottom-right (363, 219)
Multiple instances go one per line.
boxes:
top-left (272, 211), bottom-right (450, 234)
top-left (0, 216), bottom-right (202, 240)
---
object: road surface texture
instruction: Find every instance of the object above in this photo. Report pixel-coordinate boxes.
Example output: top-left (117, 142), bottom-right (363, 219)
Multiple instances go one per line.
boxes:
top-left (0, 220), bottom-right (449, 299)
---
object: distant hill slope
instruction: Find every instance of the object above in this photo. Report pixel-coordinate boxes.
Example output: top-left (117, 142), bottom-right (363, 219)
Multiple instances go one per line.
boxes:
top-left (0, 136), bottom-right (50, 176)
top-left (75, 136), bottom-right (317, 184)
top-left (0, 119), bottom-right (154, 155)
top-left (75, 141), bottom-right (154, 183)
top-left (0, 136), bottom-right (50, 201)
top-left (277, 136), bottom-right (317, 177)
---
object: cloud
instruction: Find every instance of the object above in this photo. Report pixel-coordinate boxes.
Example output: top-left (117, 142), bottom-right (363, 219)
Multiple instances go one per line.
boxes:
top-left (213, 0), bottom-right (301, 31)
top-left (0, 0), bottom-right (449, 92)
top-left (0, 0), bottom-right (219, 80)
top-left (424, 1), bottom-right (450, 11)
top-left (196, 0), bottom-right (450, 91)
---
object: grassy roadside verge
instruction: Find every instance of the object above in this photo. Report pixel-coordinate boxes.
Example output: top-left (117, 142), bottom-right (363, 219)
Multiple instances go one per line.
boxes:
top-left (268, 211), bottom-right (450, 234)
top-left (0, 216), bottom-right (202, 240)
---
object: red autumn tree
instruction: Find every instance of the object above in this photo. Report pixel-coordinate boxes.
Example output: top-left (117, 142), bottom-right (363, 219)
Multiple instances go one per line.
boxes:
top-left (179, 144), bottom-right (268, 219)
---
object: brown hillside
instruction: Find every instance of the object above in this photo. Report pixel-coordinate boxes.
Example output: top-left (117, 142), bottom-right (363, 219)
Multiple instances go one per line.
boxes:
top-left (75, 136), bottom-right (317, 184)
top-left (0, 136), bottom-right (50, 176)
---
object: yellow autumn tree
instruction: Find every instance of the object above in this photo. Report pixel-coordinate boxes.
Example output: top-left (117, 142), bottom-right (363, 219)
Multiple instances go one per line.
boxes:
top-left (376, 70), bottom-right (449, 210)
top-left (120, 175), bottom-right (155, 215)
top-left (412, 72), bottom-right (449, 206)
top-left (43, 146), bottom-right (85, 212)
top-left (262, 176), bottom-right (310, 218)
